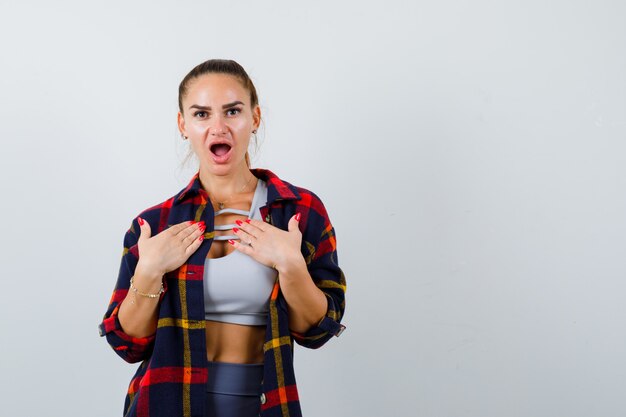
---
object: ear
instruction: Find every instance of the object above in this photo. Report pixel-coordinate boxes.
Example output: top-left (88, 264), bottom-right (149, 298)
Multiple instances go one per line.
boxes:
top-left (177, 111), bottom-right (187, 138)
top-left (252, 105), bottom-right (261, 131)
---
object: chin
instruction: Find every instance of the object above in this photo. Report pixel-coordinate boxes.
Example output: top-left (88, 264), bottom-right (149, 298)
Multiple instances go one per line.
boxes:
top-left (202, 159), bottom-right (244, 175)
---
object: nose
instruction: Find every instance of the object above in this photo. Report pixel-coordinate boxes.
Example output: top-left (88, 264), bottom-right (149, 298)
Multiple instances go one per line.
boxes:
top-left (210, 114), bottom-right (227, 136)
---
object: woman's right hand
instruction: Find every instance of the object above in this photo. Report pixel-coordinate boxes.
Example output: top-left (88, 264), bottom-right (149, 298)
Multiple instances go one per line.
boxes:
top-left (134, 218), bottom-right (206, 279)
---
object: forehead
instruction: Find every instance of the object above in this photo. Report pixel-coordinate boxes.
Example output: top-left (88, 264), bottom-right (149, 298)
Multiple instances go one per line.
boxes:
top-left (183, 73), bottom-right (248, 105)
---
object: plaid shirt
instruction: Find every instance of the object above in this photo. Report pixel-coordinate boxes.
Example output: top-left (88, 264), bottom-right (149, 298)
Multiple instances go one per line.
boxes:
top-left (99, 168), bottom-right (347, 417)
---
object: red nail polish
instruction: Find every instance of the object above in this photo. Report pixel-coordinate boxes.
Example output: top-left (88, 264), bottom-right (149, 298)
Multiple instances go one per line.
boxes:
top-left (199, 235), bottom-right (204, 241)
top-left (235, 219), bottom-right (243, 226)
top-left (295, 213), bottom-right (301, 222)
top-left (245, 219), bottom-right (251, 224)
top-left (233, 227), bottom-right (239, 233)
top-left (228, 239), bottom-right (235, 245)
top-left (138, 217), bottom-right (145, 225)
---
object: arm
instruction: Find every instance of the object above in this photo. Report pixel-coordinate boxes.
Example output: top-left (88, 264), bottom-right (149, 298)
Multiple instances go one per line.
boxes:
top-left (99, 216), bottom-right (203, 362)
top-left (230, 192), bottom-right (347, 349)
top-left (288, 198), bottom-right (347, 349)
top-left (277, 255), bottom-right (329, 334)
top-left (98, 217), bottom-right (162, 363)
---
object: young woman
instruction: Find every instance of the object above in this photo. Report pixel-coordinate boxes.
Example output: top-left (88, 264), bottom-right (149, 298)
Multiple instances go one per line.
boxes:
top-left (99, 59), bottom-right (347, 417)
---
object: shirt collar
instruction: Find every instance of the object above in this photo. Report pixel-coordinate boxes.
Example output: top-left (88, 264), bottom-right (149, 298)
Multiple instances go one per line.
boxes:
top-left (174, 167), bottom-right (301, 205)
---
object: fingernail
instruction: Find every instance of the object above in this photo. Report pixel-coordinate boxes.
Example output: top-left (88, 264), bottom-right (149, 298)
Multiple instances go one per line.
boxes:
top-left (199, 225), bottom-right (205, 232)
top-left (138, 217), bottom-right (145, 226)
top-left (199, 235), bottom-right (204, 242)
top-left (235, 219), bottom-right (243, 226)
top-left (245, 219), bottom-right (251, 223)
top-left (295, 213), bottom-right (301, 222)
top-left (233, 227), bottom-right (239, 233)
top-left (228, 239), bottom-right (235, 245)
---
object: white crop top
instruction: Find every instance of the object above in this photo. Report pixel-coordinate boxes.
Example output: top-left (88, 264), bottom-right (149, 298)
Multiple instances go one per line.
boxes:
top-left (203, 179), bottom-right (277, 326)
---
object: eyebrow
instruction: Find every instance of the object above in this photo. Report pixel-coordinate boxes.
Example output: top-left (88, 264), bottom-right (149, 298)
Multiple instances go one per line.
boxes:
top-left (188, 101), bottom-right (245, 111)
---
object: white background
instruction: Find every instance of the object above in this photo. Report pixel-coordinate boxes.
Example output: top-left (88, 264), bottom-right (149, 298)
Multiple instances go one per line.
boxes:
top-left (1, 1), bottom-right (625, 416)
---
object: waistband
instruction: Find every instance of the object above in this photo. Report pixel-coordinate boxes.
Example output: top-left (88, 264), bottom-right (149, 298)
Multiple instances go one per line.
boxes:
top-left (206, 360), bottom-right (264, 396)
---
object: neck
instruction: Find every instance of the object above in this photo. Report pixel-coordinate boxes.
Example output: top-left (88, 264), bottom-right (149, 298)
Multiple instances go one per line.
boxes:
top-left (198, 162), bottom-right (256, 201)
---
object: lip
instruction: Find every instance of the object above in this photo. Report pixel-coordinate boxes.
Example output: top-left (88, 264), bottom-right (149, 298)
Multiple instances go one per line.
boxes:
top-left (208, 139), bottom-right (234, 164)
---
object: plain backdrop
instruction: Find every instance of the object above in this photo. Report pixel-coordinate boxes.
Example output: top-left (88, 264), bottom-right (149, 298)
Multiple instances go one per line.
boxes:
top-left (1, 1), bottom-right (625, 416)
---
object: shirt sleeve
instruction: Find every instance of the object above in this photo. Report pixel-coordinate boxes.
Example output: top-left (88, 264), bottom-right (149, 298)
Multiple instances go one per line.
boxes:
top-left (290, 195), bottom-right (347, 349)
top-left (98, 217), bottom-right (156, 363)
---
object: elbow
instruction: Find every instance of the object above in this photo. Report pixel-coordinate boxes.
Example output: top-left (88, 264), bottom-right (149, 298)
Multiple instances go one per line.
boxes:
top-left (101, 327), bottom-right (155, 364)
top-left (110, 342), bottom-right (147, 364)
top-left (99, 309), bottom-right (155, 363)
top-left (290, 292), bottom-right (346, 349)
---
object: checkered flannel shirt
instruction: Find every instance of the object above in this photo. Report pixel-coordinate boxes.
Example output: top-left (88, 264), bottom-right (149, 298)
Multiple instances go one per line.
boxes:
top-left (99, 168), bottom-right (347, 417)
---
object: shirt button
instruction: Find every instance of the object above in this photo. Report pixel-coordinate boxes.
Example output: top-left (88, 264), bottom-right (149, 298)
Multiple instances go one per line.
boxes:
top-left (260, 393), bottom-right (266, 404)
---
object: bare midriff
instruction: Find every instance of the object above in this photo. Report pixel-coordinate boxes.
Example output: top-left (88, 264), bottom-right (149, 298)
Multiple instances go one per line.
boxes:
top-left (205, 187), bottom-right (265, 365)
top-left (205, 319), bottom-right (265, 364)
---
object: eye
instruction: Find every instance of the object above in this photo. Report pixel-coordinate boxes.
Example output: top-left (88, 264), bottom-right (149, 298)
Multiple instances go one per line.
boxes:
top-left (226, 108), bottom-right (242, 116)
top-left (193, 110), bottom-right (208, 118)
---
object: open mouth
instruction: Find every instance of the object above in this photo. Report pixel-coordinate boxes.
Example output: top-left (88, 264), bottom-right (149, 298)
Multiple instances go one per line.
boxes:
top-left (210, 143), bottom-right (232, 157)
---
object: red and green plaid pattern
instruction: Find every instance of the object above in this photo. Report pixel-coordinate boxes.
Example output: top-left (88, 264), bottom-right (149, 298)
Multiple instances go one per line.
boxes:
top-left (99, 168), bottom-right (347, 417)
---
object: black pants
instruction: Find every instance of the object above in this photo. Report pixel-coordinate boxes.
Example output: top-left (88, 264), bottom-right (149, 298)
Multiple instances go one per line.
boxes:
top-left (205, 360), bottom-right (263, 417)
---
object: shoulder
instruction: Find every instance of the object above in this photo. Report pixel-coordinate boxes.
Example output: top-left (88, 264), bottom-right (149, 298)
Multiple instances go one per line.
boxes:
top-left (253, 167), bottom-right (330, 218)
top-left (124, 190), bottom-right (181, 238)
top-left (140, 196), bottom-right (177, 221)
top-left (256, 169), bottom-right (335, 242)
top-left (292, 184), bottom-right (330, 219)
top-left (125, 169), bottom-right (206, 233)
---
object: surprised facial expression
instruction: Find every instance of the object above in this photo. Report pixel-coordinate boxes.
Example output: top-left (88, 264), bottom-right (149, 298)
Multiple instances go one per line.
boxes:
top-left (178, 73), bottom-right (260, 175)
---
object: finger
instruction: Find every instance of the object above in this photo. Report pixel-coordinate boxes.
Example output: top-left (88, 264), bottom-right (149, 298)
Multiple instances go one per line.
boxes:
top-left (137, 217), bottom-right (151, 242)
top-left (182, 222), bottom-right (206, 246)
top-left (287, 212), bottom-right (301, 234)
top-left (233, 226), bottom-right (256, 242)
top-left (167, 220), bottom-right (195, 236)
top-left (228, 239), bottom-right (253, 255)
top-left (173, 221), bottom-right (205, 239)
top-left (240, 218), bottom-right (269, 232)
top-left (184, 232), bottom-right (205, 256)
top-left (179, 221), bottom-right (205, 241)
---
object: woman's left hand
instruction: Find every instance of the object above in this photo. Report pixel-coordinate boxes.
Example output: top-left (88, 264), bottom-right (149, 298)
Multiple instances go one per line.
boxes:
top-left (229, 213), bottom-right (303, 270)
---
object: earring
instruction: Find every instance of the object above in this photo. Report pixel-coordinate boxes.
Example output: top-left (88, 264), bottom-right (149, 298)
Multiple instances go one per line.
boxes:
top-left (181, 133), bottom-right (188, 140)
top-left (252, 129), bottom-right (257, 134)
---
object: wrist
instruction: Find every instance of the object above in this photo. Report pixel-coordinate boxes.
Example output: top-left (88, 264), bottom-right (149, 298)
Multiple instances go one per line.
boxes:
top-left (134, 263), bottom-right (165, 282)
top-left (275, 252), bottom-right (307, 276)
top-left (130, 276), bottom-right (164, 299)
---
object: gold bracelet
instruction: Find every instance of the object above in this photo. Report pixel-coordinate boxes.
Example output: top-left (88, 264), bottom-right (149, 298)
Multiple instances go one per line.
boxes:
top-left (129, 276), bottom-right (164, 299)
